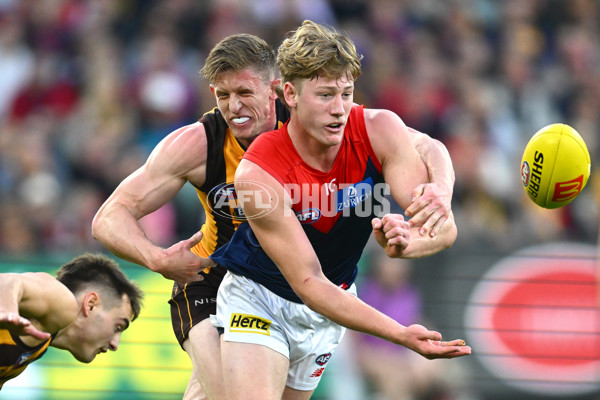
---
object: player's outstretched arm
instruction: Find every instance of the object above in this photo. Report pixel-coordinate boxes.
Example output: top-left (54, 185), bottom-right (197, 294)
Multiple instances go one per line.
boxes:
top-left (0, 273), bottom-right (77, 340)
top-left (234, 160), bottom-right (470, 360)
top-left (405, 127), bottom-right (455, 237)
top-left (92, 123), bottom-right (212, 283)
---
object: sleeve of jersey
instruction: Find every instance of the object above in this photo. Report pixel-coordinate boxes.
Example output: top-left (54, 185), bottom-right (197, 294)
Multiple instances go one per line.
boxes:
top-left (242, 132), bottom-right (287, 186)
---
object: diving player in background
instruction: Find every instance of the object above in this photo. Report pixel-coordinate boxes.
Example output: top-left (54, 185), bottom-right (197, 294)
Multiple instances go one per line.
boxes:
top-left (0, 253), bottom-right (142, 389)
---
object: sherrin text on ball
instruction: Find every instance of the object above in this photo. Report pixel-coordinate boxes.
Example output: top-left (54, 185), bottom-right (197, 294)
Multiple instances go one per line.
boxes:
top-left (521, 123), bottom-right (590, 209)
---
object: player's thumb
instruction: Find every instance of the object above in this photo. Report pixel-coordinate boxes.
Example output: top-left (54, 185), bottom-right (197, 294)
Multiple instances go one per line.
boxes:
top-left (412, 324), bottom-right (442, 341)
top-left (371, 217), bottom-right (382, 230)
top-left (427, 330), bottom-right (443, 342)
top-left (411, 184), bottom-right (425, 202)
top-left (371, 218), bottom-right (387, 247)
top-left (27, 326), bottom-right (51, 341)
top-left (188, 230), bottom-right (204, 248)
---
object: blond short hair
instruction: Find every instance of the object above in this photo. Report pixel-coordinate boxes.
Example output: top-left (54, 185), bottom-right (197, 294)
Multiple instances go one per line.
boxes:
top-left (277, 20), bottom-right (362, 89)
top-left (201, 34), bottom-right (277, 84)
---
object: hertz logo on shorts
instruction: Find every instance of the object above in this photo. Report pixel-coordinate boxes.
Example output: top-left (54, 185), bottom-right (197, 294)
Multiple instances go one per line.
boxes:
top-left (229, 313), bottom-right (271, 335)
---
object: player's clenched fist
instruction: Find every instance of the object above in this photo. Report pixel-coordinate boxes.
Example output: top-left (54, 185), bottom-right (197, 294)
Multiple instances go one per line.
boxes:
top-left (371, 214), bottom-right (410, 257)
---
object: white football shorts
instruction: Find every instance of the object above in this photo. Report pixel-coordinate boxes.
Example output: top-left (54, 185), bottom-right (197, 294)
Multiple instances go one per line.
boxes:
top-left (210, 271), bottom-right (356, 391)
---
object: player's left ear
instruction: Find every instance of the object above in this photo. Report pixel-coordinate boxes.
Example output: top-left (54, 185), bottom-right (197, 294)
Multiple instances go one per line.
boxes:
top-left (82, 292), bottom-right (100, 317)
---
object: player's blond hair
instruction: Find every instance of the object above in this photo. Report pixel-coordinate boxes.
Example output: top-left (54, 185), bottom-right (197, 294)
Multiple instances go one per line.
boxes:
top-left (201, 34), bottom-right (277, 84)
top-left (277, 20), bottom-right (362, 91)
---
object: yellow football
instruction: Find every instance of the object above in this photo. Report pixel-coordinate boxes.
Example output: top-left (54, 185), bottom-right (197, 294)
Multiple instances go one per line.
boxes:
top-left (520, 123), bottom-right (591, 209)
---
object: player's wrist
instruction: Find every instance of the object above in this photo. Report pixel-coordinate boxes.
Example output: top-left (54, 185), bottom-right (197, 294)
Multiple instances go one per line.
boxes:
top-left (144, 248), bottom-right (169, 274)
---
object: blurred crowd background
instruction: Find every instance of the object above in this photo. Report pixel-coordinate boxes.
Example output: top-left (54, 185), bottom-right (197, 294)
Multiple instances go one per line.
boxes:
top-left (0, 0), bottom-right (598, 399)
top-left (1, 0), bottom-right (598, 256)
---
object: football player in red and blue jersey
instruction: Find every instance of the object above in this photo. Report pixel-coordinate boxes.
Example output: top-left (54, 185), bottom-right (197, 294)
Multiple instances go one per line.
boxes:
top-left (210, 21), bottom-right (471, 400)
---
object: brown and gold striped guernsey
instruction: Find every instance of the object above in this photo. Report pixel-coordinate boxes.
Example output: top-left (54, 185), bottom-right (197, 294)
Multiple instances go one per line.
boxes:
top-left (191, 99), bottom-right (290, 259)
top-left (168, 99), bottom-right (289, 347)
top-left (0, 329), bottom-right (53, 388)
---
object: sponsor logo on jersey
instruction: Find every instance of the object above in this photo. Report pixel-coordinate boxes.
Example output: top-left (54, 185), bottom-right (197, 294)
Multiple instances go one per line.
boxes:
top-left (213, 183), bottom-right (237, 199)
top-left (335, 178), bottom-right (374, 212)
top-left (194, 298), bottom-right (216, 306)
top-left (315, 352), bottom-right (332, 366)
top-left (14, 352), bottom-right (32, 368)
top-left (295, 208), bottom-right (321, 224)
top-left (229, 313), bottom-right (271, 335)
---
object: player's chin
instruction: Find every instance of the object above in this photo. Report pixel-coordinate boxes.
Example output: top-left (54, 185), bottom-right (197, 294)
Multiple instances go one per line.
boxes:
top-left (230, 125), bottom-right (258, 140)
top-left (73, 352), bottom-right (96, 363)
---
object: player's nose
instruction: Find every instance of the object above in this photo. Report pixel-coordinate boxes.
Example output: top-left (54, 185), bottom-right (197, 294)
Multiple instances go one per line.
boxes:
top-left (229, 94), bottom-right (243, 114)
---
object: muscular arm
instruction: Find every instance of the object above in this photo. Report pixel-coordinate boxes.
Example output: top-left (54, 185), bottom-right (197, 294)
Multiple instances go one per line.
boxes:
top-left (406, 127), bottom-right (455, 235)
top-left (235, 160), bottom-right (469, 359)
top-left (92, 122), bottom-right (212, 283)
top-left (0, 273), bottom-right (76, 341)
top-left (408, 127), bottom-right (455, 195)
top-left (366, 109), bottom-right (457, 258)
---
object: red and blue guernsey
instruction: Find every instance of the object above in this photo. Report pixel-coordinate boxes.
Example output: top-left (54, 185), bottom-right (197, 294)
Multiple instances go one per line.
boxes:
top-left (211, 105), bottom-right (386, 303)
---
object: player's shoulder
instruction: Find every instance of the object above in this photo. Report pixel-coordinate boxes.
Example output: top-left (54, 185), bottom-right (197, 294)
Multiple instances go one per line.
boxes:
top-left (363, 108), bottom-right (408, 139)
top-left (248, 126), bottom-right (285, 152)
top-left (18, 272), bottom-right (78, 330)
top-left (363, 108), bottom-right (403, 127)
top-left (169, 121), bottom-right (206, 141)
top-left (154, 121), bottom-right (207, 158)
top-left (240, 127), bottom-right (290, 185)
top-left (20, 271), bottom-right (58, 285)
top-left (362, 108), bottom-right (413, 165)
top-left (24, 272), bottom-right (72, 299)
top-left (245, 126), bottom-right (291, 165)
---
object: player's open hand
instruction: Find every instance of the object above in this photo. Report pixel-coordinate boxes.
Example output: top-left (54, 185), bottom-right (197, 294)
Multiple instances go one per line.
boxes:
top-left (153, 231), bottom-right (216, 283)
top-left (404, 183), bottom-right (451, 238)
top-left (371, 214), bottom-right (410, 257)
top-left (401, 324), bottom-right (471, 359)
top-left (0, 312), bottom-right (51, 341)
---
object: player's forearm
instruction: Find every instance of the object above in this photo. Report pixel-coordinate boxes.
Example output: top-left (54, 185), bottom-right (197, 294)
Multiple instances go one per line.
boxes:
top-left (92, 204), bottom-right (161, 270)
top-left (400, 215), bottom-right (457, 258)
top-left (297, 277), bottom-right (407, 345)
top-left (411, 131), bottom-right (455, 192)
